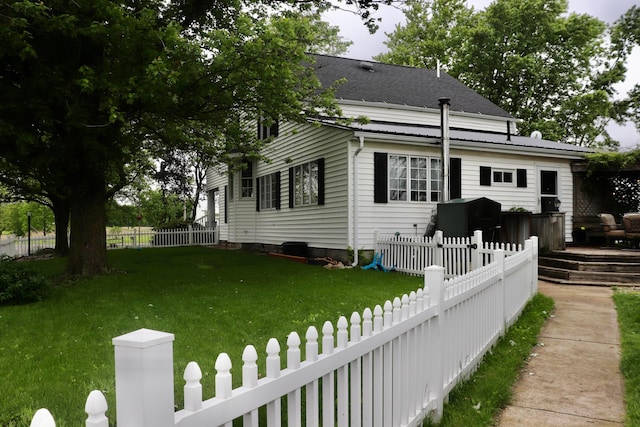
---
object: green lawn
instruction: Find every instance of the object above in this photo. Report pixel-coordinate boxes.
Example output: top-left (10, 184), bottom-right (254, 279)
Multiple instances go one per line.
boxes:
top-left (614, 290), bottom-right (640, 426)
top-left (0, 247), bottom-right (422, 427)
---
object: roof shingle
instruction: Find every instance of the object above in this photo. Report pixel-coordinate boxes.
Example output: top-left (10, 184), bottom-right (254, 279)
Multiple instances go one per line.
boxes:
top-left (311, 54), bottom-right (513, 119)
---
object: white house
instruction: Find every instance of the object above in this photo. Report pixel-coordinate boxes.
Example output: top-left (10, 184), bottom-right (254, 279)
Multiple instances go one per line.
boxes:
top-left (205, 54), bottom-right (590, 260)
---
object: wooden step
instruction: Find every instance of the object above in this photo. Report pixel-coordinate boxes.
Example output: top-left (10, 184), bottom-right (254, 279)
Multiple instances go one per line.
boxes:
top-left (539, 256), bottom-right (640, 273)
top-left (539, 265), bottom-right (640, 286)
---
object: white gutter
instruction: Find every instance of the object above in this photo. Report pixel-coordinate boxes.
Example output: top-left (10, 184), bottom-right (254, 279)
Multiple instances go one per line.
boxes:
top-left (352, 135), bottom-right (365, 267)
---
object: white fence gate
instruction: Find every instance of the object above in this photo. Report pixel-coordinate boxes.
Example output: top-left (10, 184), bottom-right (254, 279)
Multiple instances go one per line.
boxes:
top-left (29, 237), bottom-right (539, 427)
top-left (375, 230), bottom-right (521, 278)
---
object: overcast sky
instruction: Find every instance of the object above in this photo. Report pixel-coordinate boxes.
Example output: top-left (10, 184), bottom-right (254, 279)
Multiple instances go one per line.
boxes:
top-left (324, 0), bottom-right (640, 148)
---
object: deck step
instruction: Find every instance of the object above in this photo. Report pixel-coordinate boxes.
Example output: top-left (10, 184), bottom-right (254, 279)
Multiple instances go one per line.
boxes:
top-left (539, 249), bottom-right (640, 286)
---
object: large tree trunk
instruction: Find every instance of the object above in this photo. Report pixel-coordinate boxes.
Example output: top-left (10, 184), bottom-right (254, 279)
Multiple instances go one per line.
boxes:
top-left (67, 188), bottom-right (108, 276)
top-left (50, 197), bottom-right (70, 257)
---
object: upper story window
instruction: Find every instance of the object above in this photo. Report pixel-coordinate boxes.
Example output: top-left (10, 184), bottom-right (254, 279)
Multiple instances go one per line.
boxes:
top-left (241, 161), bottom-right (253, 198)
top-left (389, 155), bottom-right (441, 202)
top-left (258, 119), bottom-right (279, 140)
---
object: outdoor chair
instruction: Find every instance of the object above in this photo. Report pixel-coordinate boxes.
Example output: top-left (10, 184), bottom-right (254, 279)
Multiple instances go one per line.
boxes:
top-left (622, 213), bottom-right (640, 247)
top-left (599, 213), bottom-right (625, 246)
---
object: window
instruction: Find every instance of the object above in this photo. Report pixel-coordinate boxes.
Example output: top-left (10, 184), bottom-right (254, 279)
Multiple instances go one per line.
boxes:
top-left (480, 166), bottom-right (527, 188)
top-left (389, 155), bottom-right (441, 202)
top-left (289, 159), bottom-right (325, 207)
top-left (257, 172), bottom-right (280, 211)
top-left (241, 161), bottom-right (253, 198)
top-left (258, 119), bottom-right (279, 140)
top-left (492, 169), bottom-right (514, 186)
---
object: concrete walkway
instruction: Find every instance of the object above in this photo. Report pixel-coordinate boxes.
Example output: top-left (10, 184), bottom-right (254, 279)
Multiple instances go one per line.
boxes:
top-left (497, 281), bottom-right (625, 426)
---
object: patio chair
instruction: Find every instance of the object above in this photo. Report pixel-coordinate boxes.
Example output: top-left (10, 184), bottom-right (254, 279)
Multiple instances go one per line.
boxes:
top-left (623, 213), bottom-right (640, 247)
top-left (599, 213), bottom-right (625, 246)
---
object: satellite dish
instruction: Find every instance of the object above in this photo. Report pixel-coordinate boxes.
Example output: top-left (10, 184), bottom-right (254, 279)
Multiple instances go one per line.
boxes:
top-left (530, 130), bottom-right (542, 139)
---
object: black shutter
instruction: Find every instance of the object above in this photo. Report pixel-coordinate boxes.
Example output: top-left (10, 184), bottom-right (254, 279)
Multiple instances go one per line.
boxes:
top-left (289, 167), bottom-right (294, 208)
top-left (257, 120), bottom-right (262, 139)
top-left (480, 166), bottom-right (492, 186)
top-left (256, 178), bottom-right (260, 212)
top-left (275, 172), bottom-right (281, 210)
top-left (450, 157), bottom-right (462, 199)
top-left (317, 158), bottom-right (325, 206)
top-left (374, 152), bottom-right (388, 203)
top-left (517, 168), bottom-right (527, 188)
top-left (272, 121), bottom-right (279, 138)
top-left (224, 185), bottom-right (228, 223)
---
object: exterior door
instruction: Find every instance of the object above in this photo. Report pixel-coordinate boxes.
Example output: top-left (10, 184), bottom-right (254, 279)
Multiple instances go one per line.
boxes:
top-left (539, 169), bottom-right (559, 212)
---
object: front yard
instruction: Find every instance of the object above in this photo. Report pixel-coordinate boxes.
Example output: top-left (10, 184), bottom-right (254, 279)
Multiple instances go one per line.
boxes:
top-left (0, 247), bottom-right (421, 426)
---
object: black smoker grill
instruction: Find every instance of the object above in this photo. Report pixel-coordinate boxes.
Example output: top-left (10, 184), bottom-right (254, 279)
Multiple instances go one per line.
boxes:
top-left (436, 197), bottom-right (501, 242)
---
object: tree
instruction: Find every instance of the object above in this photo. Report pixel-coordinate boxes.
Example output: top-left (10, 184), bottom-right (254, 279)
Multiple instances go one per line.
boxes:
top-left (376, 0), bottom-right (473, 70)
top-left (377, 0), bottom-right (629, 148)
top-left (1, 0), bottom-right (355, 275)
top-left (611, 6), bottom-right (640, 136)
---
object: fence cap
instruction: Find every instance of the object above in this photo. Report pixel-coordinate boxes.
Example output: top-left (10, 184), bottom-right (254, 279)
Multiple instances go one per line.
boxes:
top-left (112, 328), bottom-right (174, 348)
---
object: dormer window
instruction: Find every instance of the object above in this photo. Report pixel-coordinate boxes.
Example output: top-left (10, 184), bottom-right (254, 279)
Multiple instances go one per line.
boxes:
top-left (258, 119), bottom-right (279, 140)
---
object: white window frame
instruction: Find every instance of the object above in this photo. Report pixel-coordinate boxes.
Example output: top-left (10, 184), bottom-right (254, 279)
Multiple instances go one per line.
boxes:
top-left (241, 161), bottom-right (253, 198)
top-left (294, 160), bottom-right (318, 207)
top-left (389, 155), bottom-right (441, 202)
top-left (492, 169), bottom-right (516, 186)
top-left (258, 173), bottom-right (278, 210)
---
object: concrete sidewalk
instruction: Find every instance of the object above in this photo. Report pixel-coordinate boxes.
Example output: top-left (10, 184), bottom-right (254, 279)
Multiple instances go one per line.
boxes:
top-left (497, 281), bottom-right (625, 426)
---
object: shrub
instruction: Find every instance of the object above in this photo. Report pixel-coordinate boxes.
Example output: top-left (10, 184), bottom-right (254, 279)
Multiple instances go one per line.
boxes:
top-left (0, 255), bottom-right (50, 305)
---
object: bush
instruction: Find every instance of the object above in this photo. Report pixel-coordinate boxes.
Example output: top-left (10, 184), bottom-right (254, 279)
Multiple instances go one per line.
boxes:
top-left (0, 255), bottom-right (50, 305)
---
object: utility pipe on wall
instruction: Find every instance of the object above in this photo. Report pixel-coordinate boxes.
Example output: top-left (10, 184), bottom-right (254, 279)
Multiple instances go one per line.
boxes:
top-left (439, 97), bottom-right (451, 202)
top-left (351, 135), bottom-right (365, 267)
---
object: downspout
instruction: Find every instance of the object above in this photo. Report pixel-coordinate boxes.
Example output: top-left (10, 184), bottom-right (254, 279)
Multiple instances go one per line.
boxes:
top-left (352, 135), bottom-right (365, 267)
top-left (439, 98), bottom-right (451, 202)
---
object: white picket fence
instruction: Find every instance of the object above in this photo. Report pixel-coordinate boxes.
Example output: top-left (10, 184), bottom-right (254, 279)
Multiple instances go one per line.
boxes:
top-left (2, 226), bottom-right (218, 257)
top-left (375, 230), bottom-right (521, 278)
top-left (29, 236), bottom-right (538, 427)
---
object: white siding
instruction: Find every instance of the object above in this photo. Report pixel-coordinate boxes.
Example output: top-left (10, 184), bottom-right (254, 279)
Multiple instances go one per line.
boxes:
top-left (207, 121), bottom-right (577, 251)
top-left (351, 141), bottom-right (575, 249)
top-left (338, 103), bottom-right (511, 133)
top-left (207, 122), bottom-right (352, 249)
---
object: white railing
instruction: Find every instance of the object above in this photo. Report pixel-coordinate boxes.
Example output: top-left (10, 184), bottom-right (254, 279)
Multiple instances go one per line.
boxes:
top-left (29, 236), bottom-right (539, 427)
top-left (376, 230), bottom-right (522, 278)
top-left (2, 226), bottom-right (218, 257)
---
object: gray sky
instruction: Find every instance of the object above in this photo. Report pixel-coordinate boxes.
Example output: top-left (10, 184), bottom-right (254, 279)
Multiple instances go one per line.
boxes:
top-left (324, 0), bottom-right (640, 148)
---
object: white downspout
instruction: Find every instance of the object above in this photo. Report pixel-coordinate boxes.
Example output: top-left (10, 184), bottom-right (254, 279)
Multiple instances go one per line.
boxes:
top-left (352, 136), bottom-right (365, 267)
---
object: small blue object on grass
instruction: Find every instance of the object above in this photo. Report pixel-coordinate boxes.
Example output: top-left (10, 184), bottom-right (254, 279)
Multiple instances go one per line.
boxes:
top-left (361, 252), bottom-right (395, 272)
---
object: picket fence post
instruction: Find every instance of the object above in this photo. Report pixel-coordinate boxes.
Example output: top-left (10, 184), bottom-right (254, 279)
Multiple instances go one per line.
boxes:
top-left (434, 230), bottom-right (444, 267)
top-left (30, 408), bottom-right (55, 427)
top-left (493, 249), bottom-right (506, 334)
top-left (529, 236), bottom-right (539, 294)
top-left (471, 230), bottom-right (483, 271)
top-left (424, 265), bottom-right (445, 422)
top-left (112, 328), bottom-right (175, 427)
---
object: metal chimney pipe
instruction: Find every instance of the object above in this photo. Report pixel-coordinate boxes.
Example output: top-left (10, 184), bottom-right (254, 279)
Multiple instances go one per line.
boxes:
top-left (439, 97), bottom-right (451, 202)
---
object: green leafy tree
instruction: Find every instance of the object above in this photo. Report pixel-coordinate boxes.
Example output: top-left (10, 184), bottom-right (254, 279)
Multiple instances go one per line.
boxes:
top-left (611, 6), bottom-right (640, 135)
top-left (0, 0), bottom-right (358, 275)
top-left (376, 0), bottom-right (473, 70)
top-left (377, 0), bottom-right (630, 148)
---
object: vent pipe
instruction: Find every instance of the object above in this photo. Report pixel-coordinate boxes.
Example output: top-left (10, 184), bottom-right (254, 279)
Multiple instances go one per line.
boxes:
top-left (439, 97), bottom-right (451, 202)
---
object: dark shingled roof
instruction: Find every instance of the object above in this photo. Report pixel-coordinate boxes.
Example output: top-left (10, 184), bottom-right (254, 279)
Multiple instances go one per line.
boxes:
top-left (311, 54), bottom-right (513, 119)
